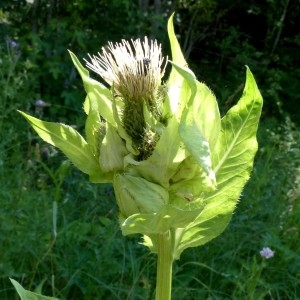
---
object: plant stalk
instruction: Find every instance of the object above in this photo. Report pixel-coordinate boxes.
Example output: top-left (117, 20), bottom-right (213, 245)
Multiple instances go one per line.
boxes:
top-left (155, 231), bottom-right (173, 300)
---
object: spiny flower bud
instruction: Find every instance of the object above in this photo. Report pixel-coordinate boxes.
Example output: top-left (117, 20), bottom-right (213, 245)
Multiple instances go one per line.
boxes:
top-left (85, 37), bottom-right (168, 155)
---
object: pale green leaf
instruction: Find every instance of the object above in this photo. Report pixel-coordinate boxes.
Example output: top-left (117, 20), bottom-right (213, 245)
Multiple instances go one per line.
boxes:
top-left (166, 13), bottom-right (188, 115)
top-left (169, 61), bottom-right (197, 95)
top-left (169, 169), bottom-right (215, 206)
top-left (167, 13), bottom-right (186, 67)
top-left (193, 82), bottom-right (221, 151)
top-left (85, 95), bottom-right (101, 155)
top-left (19, 111), bottom-right (111, 183)
top-left (99, 123), bottom-right (129, 172)
top-left (68, 51), bottom-right (116, 127)
top-left (213, 67), bottom-right (263, 184)
top-left (10, 279), bottom-right (58, 300)
top-left (121, 205), bottom-right (202, 236)
top-left (125, 116), bottom-right (186, 188)
top-left (174, 67), bottom-right (263, 258)
top-left (84, 90), bottom-right (111, 175)
top-left (114, 173), bottom-right (168, 218)
top-left (179, 116), bottom-right (216, 188)
top-left (171, 61), bottom-right (217, 188)
top-left (170, 155), bottom-right (201, 183)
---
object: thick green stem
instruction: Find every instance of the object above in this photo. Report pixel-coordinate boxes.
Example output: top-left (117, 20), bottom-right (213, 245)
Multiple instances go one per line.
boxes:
top-left (155, 231), bottom-right (173, 300)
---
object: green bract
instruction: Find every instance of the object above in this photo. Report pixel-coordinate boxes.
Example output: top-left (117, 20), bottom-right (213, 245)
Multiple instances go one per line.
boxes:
top-left (19, 13), bottom-right (262, 260)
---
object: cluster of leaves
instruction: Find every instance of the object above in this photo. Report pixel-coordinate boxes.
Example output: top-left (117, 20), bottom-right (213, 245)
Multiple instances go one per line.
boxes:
top-left (168, 117), bottom-right (300, 299)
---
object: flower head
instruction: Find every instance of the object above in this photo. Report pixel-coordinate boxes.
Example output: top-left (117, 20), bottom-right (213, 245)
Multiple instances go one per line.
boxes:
top-left (85, 37), bottom-right (168, 155)
top-left (259, 247), bottom-right (275, 259)
top-left (85, 37), bottom-right (167, 101)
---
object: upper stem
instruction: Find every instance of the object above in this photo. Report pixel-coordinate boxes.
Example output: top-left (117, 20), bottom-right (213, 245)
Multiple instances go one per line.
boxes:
top-left (155, 231), bottom-right (174, 300)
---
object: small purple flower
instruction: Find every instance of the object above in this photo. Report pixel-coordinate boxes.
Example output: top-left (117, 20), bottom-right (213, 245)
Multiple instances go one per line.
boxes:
top-left (35, 99), bottom-right (51, 108)
top-left (6, 36), bottom-right (19, 49)
top-left (259, 247), bottom-right (275, 259)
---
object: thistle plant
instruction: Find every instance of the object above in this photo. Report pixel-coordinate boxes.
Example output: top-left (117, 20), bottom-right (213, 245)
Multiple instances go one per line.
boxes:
top-left (15, 14), bottom-right (263, 300)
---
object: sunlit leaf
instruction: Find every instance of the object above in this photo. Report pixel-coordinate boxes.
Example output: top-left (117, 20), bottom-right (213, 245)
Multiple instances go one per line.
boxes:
top-left (114, 173), bottom-right (168, 218)
top-left (124, 116), bottom-right (186, 188)
top-left (99, 123), bottom-right (129, 172)
top-left (10, 279), bottom-right (58, 300)
top-left (166, 13), bottom-right (188, 116)
top-left (174, 67), bottom-right (263, 258)
top-left (121, 205), bottom-right (202, 236)
top-left (19, 111), bottom-right (111, 183)
top-left (171, 62), bottom-right (217, 188)
top-left (85, 94), bottom-right (101, 155)
top-left (68, 51), bottom-right (116, 127)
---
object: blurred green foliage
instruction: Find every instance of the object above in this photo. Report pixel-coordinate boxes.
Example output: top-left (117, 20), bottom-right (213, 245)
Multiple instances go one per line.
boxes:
top-left (1, 0), bottom-right (299, 299)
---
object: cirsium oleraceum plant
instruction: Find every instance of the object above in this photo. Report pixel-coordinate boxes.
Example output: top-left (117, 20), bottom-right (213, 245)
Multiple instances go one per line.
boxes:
top-left (17, 14), bottom-right (263, 300)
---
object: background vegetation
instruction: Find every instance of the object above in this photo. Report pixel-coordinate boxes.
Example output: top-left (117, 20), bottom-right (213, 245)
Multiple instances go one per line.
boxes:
top-left (0, 0), bottom-right (299, 299)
